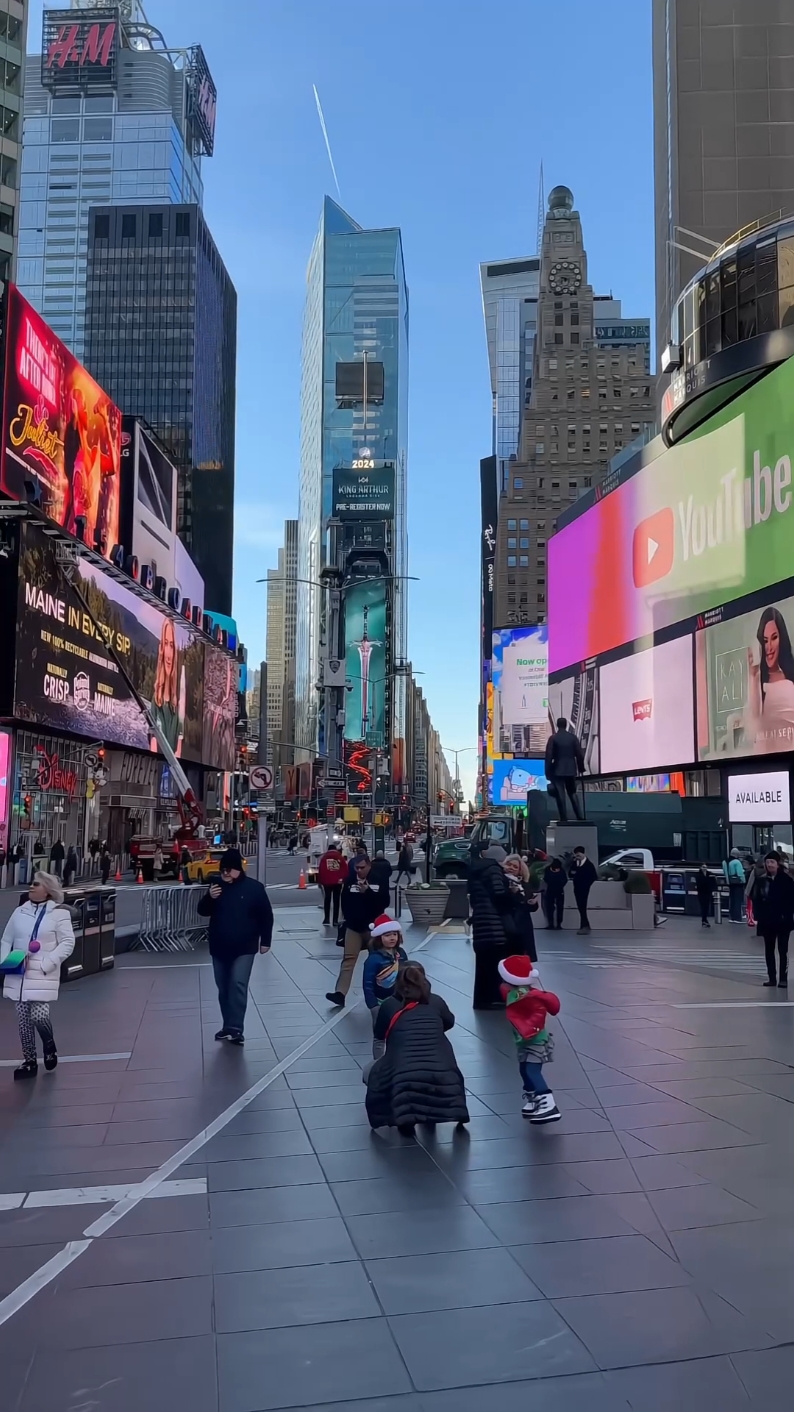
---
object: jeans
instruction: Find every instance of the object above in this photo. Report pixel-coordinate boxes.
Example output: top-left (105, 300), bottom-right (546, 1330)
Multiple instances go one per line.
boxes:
top-left (519, 1059), bottom-right (551, 1096)
top-left (729, 882), bottom-right (744, 922)
top-left (762, 927), bottom-right (789, 983)
top-left (212, 952), bottom-right (255, 1033)
top-left (322, 884), bottom-right (342, 924)
top-left (545, 893), bottom-right (564, 928)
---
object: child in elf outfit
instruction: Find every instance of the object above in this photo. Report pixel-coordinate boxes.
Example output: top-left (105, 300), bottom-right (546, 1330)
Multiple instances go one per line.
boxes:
top-left (363, 915), bottom-right (408, 1061)
top-left (498, 954), bottom-right (561, 1123)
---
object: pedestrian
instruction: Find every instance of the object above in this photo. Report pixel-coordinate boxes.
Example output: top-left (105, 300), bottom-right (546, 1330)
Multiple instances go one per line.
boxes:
top-left (369, 849), bottom-right (393, 893)
top-left (568, 845), bottom-right (598, 934)
top-left (502, 853), bottom-right (538, 962)
top-left (197, 848), bottom-right (273, 1043)
top-left (498, 954), bottom-right (561, 1123)
top-left (49, 839), bottom-right (65, 878)
top-left (723, 848), bottom-right (746, 922)
top-left (287, 832), bottom-right (298, 855)
top-left (63, 845), bottom-right (77, 887)
top-left (346, 841), bottom-right (370, 882)
top-left (544, 716), bottom-right (585, 822)
top-left (543, 858), bottom-right (567, 930)
top-left (695, 862), bottom-right (716, 928)
top-left (365, 962), bottom-right (469, 1135)
top-left (0, 871), bottom-right (75, 1079)
top-left (318, 840), bottom-right (345, 926)
top-left (748, 851), bottom-right (794, 987)
top-left (363, 914), bottom-right (407, 1060)
top-left (33, 838), bottom-right (45, 858)
top-left (100, 843), bottom-right (112, 885)
top-left (326, 857), bottom-right (388, 1007)
top-left (395, 839), bottom-right (414, 888)
top-left (180, 844), bottom-right (191, 884)
top-left (468, 841), bottom-right (525, 1009)
top-left (153, 842), bottom-right (164, 881)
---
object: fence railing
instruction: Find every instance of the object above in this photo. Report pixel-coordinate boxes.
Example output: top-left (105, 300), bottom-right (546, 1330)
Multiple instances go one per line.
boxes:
top-left (132, 885), bottom-right (209, 953)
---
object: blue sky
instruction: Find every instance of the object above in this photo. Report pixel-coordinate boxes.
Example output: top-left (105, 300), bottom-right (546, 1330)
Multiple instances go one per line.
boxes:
top-left (30, 0), bottom-right (654, 797)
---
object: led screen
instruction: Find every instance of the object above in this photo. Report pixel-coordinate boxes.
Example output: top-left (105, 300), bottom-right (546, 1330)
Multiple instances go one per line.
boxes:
top-left (490, 759), bottom-right (548, 806)
top-left (599, 636), bottom-right (695, 774)
top-left (695, 593), bottom-right (794, 760)
top-left (490, 626), bottom-right (551, 761)
top-left (547, 665), bottom-right (600, 775)
top-left (344, 580), bottom-right (387, 746)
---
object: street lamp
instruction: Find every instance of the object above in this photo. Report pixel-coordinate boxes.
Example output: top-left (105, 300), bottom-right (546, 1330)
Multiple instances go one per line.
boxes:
top-left (440, 745), bottom-right (478, 809)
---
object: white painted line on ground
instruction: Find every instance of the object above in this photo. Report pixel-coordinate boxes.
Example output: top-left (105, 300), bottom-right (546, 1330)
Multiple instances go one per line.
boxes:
top-left (22, 1177), bottom-right (207, 1209)
top-left (0, 1242), bottom-right (92, 1324)
top-left (671, 1001), bottom-right (794, 1009)
top-left (0, 1052), bottom-right (131, 1067)
top-left (0, 1194), bottom-right (24, 1211)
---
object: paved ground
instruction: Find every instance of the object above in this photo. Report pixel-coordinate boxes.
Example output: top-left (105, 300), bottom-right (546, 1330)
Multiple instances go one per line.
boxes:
top-left (0, 910), bottom-right (793, 1410)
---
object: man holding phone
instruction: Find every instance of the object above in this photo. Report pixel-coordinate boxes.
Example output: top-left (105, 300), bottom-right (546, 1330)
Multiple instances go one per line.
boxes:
top-left (326, 857), bottom-right (387, 1008)
top-left (197, 848), bottom-right (273, 1043)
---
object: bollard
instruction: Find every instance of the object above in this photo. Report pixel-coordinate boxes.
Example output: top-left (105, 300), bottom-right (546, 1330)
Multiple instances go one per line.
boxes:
top-left (714, 889), bottom-right (722, 925)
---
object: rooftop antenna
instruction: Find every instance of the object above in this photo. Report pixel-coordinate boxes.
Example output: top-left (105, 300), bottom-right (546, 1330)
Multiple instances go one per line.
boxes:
top-left (536, 161), bottom-right (545, 255)
top-left (312, 84), bottom-right (341, 200)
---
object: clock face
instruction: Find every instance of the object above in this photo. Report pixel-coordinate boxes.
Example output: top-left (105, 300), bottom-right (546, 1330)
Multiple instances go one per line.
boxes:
top-left (549, 260), bottom-right (582, 294)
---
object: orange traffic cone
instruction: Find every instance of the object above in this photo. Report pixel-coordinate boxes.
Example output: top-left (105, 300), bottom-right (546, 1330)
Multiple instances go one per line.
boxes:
top-left (298, 869), bottom-right (307, 890)
top-left (114, 865), bottom-right (122, 882)
top-left (136, 864), bottom-right (144, 884)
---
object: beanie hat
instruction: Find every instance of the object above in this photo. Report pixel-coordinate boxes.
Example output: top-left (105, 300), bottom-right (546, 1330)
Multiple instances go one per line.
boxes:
top-left (498, 955), bottom-right (539, 987)
top-left (370, 913), bottom-right (402, 938)
top-left (219, 848), bottom-right (243, 873)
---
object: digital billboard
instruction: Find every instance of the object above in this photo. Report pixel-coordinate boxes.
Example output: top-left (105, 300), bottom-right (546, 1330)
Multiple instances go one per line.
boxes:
top-left (728, 771), bottom-right (791, 823)
top-left (41, 8), bottom-right (119, 93)
top-left (344, 579), bottom-right (387, 746)
top-left (332, 466), bottom-right (395, 519)
top-left (2, 286), bottom-right (121, 559)
top-left (599, 637), bottom-right (695, 774)
top-left (695, 593), bottom-right (794, 760)
top-left (548, 353), bottom-right (794, 673)
top-left (490, 759), bottom-right (548, 806)
top-left (202, 644), bottom-right (236, 773)
top-left (490, 626), bottom-right (551, 761)
top-left (547, 666), bottom-right (600, 775)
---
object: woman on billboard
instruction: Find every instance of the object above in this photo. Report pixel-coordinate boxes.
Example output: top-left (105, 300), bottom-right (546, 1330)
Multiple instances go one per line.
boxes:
top-left (746, 607), bottom-right (794, 753)
top-left (149, 617), bottom-right (185, 756)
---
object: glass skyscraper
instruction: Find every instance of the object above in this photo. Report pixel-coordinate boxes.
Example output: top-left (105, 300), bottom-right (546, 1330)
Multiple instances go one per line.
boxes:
top-left (17, 2), bottom-right (205, 359)
top-left (296, 197), bottom-right (409, 760)
top-left (480, 256), bottom-right (540, 492)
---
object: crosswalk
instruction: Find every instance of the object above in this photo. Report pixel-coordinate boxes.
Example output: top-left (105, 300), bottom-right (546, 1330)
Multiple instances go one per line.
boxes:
top-left (547, 943), bottom-right (769, 976)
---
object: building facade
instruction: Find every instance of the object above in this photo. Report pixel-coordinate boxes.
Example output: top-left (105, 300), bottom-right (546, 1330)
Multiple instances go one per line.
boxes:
top-left (653, 0), bottom-right (794, 369)
top-left (296, 197), bottom-right (409, 770)
top-left (479, 255), bottom-right (540, 492)
top-left (83, 201), bottom-right (237, 615)
top-left (265, 519), bottom-right (298, 775)
top-left (0, 0), bottom-right (26, 283)
top-left (494, 186), bottom-right (654, 628)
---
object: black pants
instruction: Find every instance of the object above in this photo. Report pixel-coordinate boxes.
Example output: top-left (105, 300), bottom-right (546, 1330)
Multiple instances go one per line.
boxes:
top-left (699, 897), bottom-right (711, 924)
top-left (575, 889), bottom-right (591, 929)
top-left (545, 893), bottom-right (564, 928)
top-left (550, 777), bottom-right (582, 822)
top-left (762, 927), bottom-right (789, 983)
top-left (729, 882), bottom-right (744, 922)
top-left (323, 884), bottom-right (342, 924)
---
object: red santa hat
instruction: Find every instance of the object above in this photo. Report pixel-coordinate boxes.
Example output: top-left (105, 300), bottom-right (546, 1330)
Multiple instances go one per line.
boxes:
top-left (370, 913), bottom-right (403, 938)
top-left (498, 955), bottom-right (540, 987)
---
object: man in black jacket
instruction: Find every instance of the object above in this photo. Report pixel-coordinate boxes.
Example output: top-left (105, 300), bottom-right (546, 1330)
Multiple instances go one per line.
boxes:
top-left (568, 845), bottom-right (598, 934)
top-left (197, 848), bottom-right (273, 1043)
top-left (545, 717), bottom-right (585, 822)
top-left (326, 857), bottom-right (388, 1007)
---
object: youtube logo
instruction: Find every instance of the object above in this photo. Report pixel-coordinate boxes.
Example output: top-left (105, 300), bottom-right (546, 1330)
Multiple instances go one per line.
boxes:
top-left (632, 507), bottom-right (674, 588)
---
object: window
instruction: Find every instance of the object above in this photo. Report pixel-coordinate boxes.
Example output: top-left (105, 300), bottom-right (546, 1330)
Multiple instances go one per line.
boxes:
top-left (570, 314), bottom-right (579, 326)
top-left (513, 477), bottom-right (523, 489)
top-left (83, 118), bottom-right (112, 141)
top-left (519, 519), bottom-right (529, 529)
top-left (535, 442), bottom-right (544, 454)
top-left (175, 212), bottom-right (190, 238)
top-left (554, 314), bottom-right (564, 326)
top-left (519, 555), bottom-right (529, 567)
top-left (519, 537), bottom-right (529, 548)
top-left (148, 213), bottom-right (163, 238)
top-left (51, 118), bottom-right (79, 143)
top-left (507, 575), bottom-right (516, 585)
top-left (508, 593), bottom-right (516, 604)
top-left (554, 301), bottom-right (563, 310)
top-left (93, 214), bottom-right (110, 240)
top-left (548, 358), bottom-right (557, 369)
top-left (571, 332), bottom-right (580, 344)
top-left (52, 98), bottom-right (81, 114)
top-left (84, 96), bottom-right (114, 113)
top-left (507, 518), bottom-right (516, 530)
top-left (121, 214), bottom-right (136, 239)
top-left (507, 555), bottom-right (517, 567)
top-left (554, 333), bottom-right (563, 344)
top-left (551, 480), bottom-right (560, 489)
top-left (567, 387), bottom-right (575, 400)
top-left (507, 536), bottom-right (516, 548)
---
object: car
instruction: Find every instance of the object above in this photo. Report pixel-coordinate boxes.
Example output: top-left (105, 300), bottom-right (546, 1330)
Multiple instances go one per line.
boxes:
top-left (185, 849), bottom-right (249, 884)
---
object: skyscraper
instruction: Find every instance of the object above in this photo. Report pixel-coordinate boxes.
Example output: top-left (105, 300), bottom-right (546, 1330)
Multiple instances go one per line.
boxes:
top-left (479, 256), bottom-right (539, 491)
top-left (17, 0), bottom-right (212, 358)
top-left (495, 187), bottom-right (654, 627)
top-left (265, 519), bottom-right (298, 774)
top-left (296, 197), bottom-right (408, 768)
top-left (0, 0), bottom-right (27, 283)
top-left (83, 201), bottom-right (237, 614)
top-left (653, 0), bottom-right (794, 368)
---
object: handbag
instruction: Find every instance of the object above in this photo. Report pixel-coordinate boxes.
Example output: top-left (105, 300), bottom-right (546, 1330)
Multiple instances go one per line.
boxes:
top-left (0, 905), bottom-right (47, 975)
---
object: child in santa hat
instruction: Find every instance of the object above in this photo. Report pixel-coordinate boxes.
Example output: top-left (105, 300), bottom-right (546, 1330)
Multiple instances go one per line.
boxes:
top-left (498, 955), bottom-right (561, 1123)
top-left (363, 915), bottom-right (408, 1060)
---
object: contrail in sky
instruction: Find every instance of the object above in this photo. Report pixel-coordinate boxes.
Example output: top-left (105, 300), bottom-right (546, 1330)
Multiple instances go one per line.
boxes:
top-left (312, 84), bottom-right (341, 199)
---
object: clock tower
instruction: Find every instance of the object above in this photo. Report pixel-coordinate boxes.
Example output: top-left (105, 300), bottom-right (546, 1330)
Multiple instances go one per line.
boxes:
top-left (538, 184), bottom-right (592, 353)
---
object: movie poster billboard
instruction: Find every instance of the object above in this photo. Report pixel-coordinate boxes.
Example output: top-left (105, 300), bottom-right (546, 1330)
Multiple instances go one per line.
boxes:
top-left (202, 643), bottom-right (237, 772)
top-left (696, 593), bottom-right (794, 760)
top-left (490, 626), bottom-right (551, 761)
top-left (344, 580), bottom-right (388, 747)
top-left (2, 286), bottom-right (121, 558)
top-left (10, 523), bottom-right (238, 766)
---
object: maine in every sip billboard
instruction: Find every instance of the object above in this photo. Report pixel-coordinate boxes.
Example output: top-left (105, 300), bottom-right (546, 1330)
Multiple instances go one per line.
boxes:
top-left (548, 354), bottom-right (794, 673)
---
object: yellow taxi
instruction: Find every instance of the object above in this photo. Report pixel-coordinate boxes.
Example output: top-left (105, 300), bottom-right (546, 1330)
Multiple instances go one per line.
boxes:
top-left (185, 849), bottom-right (249, 883)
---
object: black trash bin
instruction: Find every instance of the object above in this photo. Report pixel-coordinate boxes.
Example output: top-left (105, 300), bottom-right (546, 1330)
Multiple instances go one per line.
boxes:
top-left (99, 890), bottom-right (116, 970)
top-left (61, 890), bottom-right (86, 982)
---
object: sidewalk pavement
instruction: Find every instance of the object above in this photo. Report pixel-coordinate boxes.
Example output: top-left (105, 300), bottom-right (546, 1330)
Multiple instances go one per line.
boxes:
top-left (0, 908), bottom-right (791, 1410)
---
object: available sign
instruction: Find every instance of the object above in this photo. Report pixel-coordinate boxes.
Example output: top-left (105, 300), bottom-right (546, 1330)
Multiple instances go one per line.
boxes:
top-left (727, 770), bottom-right (791, 823)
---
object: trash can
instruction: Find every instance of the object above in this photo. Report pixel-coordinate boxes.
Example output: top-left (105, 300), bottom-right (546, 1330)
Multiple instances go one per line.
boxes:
top-left (61, 890), bottom-right (86, 982)
top-left (82, 892), bottom-right (101, 976)
top-left (99, 889), bottom-right (116, 970)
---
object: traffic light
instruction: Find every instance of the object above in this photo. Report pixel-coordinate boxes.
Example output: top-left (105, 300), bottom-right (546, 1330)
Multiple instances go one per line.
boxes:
top-left (23, 794), bottom-right (32, 818)
top-left (438, 792), bottom-right (443, 802)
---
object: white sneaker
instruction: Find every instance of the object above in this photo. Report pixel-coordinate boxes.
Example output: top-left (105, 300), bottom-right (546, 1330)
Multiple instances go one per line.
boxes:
top-left (529, 1093), bottom-right (561, 1124)
top-left (521, 1091), bottom-right (540, 1118)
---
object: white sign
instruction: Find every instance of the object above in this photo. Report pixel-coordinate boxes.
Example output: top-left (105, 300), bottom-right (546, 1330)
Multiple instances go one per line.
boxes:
top-left (728, 770), bottom-right (791, 823)
top-left (249, 765), bottom-right (274, 791)
top-left (495, 626), bottom-right (549, 728)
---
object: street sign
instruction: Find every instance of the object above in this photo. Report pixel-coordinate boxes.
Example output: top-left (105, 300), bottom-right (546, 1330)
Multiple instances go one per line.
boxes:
top-left (324, 762), bottom-right (345, 783)
top-left (249, 765), bottom-right (274, 790)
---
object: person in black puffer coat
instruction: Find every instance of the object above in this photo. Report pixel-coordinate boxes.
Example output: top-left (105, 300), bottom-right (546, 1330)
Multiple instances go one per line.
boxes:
top-left (366, 964), bottom-right (469, 1134)
top-left (468, 844), bottom-right (530, 1009)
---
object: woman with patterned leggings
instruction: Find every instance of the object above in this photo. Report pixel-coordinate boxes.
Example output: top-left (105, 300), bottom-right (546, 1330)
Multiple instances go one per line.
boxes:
top-left (0, 870), bottom-right (75, 1079)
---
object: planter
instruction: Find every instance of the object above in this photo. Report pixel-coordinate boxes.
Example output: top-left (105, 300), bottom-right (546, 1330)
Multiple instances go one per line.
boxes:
top-left (406, 882), bottom-right (450, 927)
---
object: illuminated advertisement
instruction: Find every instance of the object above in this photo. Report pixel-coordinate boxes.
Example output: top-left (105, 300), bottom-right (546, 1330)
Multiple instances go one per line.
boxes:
top-left (202, 644), bottom-right (236, 772)
top-left (490, 759), bottom-right (548, 806)
top-left (13, 524), bottom-right (235, 770)
top-left (547, 666), bottom-right (600, 775)
top-left (728, 770), bottom-right (791, 823)
top-left (344, 580), bottom-right (387, 747)
top-left (599, 637), bottom-right (695, 774)
top-left (41, 8), bottom-right (118, 92)
top-left (333, 465), bottom-right (395, 519)
top-left (548, 354), bottom-right (794, 673)
top-left (490, 626), bottom-right (551, 760)
top-left (186, 44), bottom-right (217, 157)
top-left (695, 593), bottom-right (794, 760)
top-left (0, 729), bottom-right (10, 853)
top-left (2, 286), bottom-right (121, 559)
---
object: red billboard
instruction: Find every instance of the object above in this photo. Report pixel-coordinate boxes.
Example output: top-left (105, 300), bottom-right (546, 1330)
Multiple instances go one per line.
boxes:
top-left (2, 285), bottom-right (121, 559)
top-left (41, 8), bottom-right (119, 93)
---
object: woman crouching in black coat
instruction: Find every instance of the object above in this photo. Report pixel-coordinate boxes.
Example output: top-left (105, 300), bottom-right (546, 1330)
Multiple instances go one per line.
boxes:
top-left (366, 964), bottom-right (469, 1135)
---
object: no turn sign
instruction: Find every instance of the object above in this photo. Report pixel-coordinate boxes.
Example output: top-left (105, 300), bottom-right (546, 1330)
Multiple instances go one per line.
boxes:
top-left (249, 765), bottom-right (274, 791)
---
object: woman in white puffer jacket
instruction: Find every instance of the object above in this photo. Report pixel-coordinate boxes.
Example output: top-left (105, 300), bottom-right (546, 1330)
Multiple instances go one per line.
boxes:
top-left (0, 870), bottom-right (75, 1079)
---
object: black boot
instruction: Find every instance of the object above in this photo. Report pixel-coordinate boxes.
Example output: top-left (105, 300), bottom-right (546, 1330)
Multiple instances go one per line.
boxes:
top-left (13, 1060), bottom-right (38, 1080)
top-left (779, 974), bottom-right (788, 988)
top-left (764, 977), bottom-right (777, 987)
top-left (43, 1045), bottom-right (57, 1072)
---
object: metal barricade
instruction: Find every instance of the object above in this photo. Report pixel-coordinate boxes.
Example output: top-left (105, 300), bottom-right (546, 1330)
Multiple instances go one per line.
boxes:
top-left (133, 885), bottom-right (209, 952)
